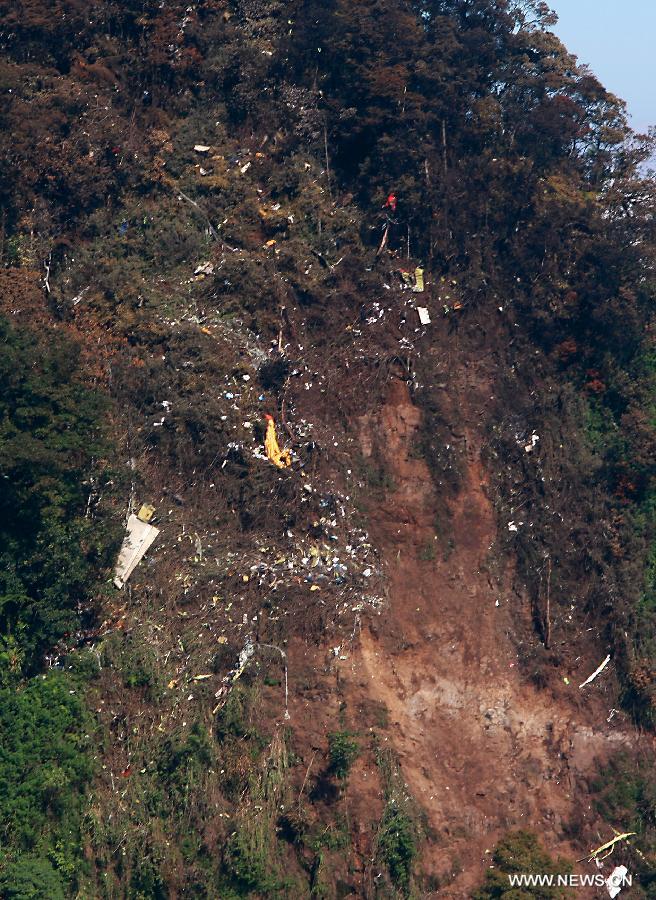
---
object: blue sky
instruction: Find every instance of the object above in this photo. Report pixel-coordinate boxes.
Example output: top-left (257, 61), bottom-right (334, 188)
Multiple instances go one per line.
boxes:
top-left (547, 0), bottom-right (655, 134)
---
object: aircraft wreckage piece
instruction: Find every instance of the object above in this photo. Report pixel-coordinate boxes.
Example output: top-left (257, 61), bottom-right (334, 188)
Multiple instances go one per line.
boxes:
top-left (114, 514), bottom-right (160, 589)
top-left (579, 654), bottom-right (612, 689)
top-left (264, 414), bottom-right (292, 469)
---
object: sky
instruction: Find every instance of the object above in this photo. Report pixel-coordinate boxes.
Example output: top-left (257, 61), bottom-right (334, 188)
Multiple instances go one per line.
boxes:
top-left (547, 0), bottom-right (655, 134)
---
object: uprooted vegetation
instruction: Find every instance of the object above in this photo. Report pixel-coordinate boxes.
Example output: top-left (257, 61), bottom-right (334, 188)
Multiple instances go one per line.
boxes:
top-left (2, 0), bottom-right (656, 895)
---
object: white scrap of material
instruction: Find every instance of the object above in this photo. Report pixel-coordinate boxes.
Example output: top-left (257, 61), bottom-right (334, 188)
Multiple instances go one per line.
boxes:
top-left (579, 654), bottom-right (611, 689)
top-left (417, 307), bottom-right (431, 326)
top-left (194, 144), bottom-right (210, 152)
top-left (114, 514), bottom-right (160, 589)
top-left (606, 865), bottom-right (629, 898)
top-left (524, 432), bottom-right (540, 453)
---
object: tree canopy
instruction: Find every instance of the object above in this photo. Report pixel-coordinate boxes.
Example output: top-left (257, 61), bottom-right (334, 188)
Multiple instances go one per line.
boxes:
top-left (0, 316), bottom-right (114, 678)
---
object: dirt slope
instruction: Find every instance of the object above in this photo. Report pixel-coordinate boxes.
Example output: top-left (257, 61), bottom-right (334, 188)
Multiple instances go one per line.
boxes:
top-left (321, 328), bottom-right (653, 895)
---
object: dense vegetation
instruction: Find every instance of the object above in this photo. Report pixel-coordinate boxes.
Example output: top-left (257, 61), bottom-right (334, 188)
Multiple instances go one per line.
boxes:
top-left (0, 673), bottom-right (94, 898)
top-left (0, 316), bottom-right (115, 680)
top-left (1, 0), bottom-right (656, 895)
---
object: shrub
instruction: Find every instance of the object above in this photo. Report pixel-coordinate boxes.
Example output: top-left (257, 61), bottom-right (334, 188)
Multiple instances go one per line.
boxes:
top-left (377, 803), bottom-right (417, 895)
top-left (327, 731), bottom-right (359, 781)
top-left (473, 831), bottom-right (572, 899)
top-left (224, 828), bottom-right (276, 895)
top-left (157, 721), bottom-right (214, 796)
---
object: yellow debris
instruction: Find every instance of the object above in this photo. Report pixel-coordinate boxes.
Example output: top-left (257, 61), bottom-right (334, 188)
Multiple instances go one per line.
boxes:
top-left (137, 503), bottom-right (156, 523)
top-left (413, 267), bottom-right (425, 293)
top-left (264, 415), bottom-right (292, 469)
top-left (579, 832), bottom-right (637, 863)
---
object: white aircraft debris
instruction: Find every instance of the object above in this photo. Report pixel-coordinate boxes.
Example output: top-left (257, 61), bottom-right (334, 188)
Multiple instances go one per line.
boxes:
top-left (579, 654), bottom-right (611, 689)
top-left (114, 514), bottom-right (160, 589)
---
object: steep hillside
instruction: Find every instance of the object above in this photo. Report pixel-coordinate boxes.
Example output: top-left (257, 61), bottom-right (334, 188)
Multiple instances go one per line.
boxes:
top-left (1, 1), bottom-right (656, 897)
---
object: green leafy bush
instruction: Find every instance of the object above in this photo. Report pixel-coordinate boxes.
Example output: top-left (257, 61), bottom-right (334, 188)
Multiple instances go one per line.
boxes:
top-left (327, 731), bottom-right (359, 781)
top-left (377, 803), bottom-right (417, 895)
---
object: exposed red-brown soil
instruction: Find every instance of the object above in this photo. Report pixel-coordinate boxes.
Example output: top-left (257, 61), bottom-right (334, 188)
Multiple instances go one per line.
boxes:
top-left (301, 334), bottom-right (654, 896)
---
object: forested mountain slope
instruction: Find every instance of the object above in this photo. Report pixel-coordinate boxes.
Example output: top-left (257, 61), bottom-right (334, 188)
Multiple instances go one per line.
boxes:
top-left (1, 1), bottom-right (656, 896)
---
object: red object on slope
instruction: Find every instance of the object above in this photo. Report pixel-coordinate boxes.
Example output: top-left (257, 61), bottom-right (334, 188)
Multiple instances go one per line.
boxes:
top-left (384, 192), bottom-right (397, 212)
